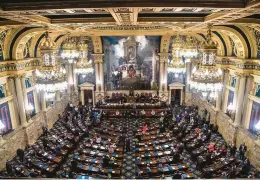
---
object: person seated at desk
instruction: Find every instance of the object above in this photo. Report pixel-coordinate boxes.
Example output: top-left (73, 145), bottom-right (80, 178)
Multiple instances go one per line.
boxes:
top-left (102, 155), bottom-right (110, 167)
top-left (96, 136), bottom-right (102, 144)
top-left (142, 124), bottom-right (148, 134)
top-left (241, 158), bottom-right (251, 176)
top-left (110, 123), bottom-right (115, 129)
top-left (71, 160), bottom-right (79, 173)
top-left (104, 139), bottom-right (111, 146)
top-left (151, 110), bottom-right (156, 117)
top-left (144, 145), bottom-right (149, 152)
top-left (55, 145), bottom-right (61, 156)
top-left (17, 149), bottom-right (25, 162)
top-left (136, 156), bottom-right (141, 164)
top-left (173, 151), bottom-right (181, 163)
top-left (157, 163), bottom-right (163, 172)
top-left (159, 124), bottom-right (166, 133)
top-left (146, 164), bottom-right (151, 178)
top-left (220, 145), bottom-right (227, 156)
top-left (108, 145), bottom-right (114, 154)
top-left (205, 150), bottom-right (212, 165)
top-left (141, 109), bottom-right (146, 118)
top-left (229, 165), bottom-right (237, 178)
top-left (5, 160), bottom-right (13, 175)
top-left (110, 156), bottom-right (116, 165)
top-left (208, 143), bottom-right (215, 152)
top-left (172, 171), bottom-right (182, 179)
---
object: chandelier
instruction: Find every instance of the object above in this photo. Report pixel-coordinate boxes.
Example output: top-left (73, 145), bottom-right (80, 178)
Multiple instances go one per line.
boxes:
top-left (36, 32), bottom-right (67, 96)
top-left (74, 36), bottom-right (93, 75)
top-left (168, 35), bottom-right (185, 75)
top-left (182, 36), bottom-right (198, 61)
top-left (190, 25), bottom-right (222, 97)
top-left (61, 36), bottom-right (79, 64)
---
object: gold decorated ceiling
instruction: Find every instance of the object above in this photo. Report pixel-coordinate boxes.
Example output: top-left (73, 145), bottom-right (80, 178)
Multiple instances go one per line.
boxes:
top-left (0, 0), bottom-right (259, 35)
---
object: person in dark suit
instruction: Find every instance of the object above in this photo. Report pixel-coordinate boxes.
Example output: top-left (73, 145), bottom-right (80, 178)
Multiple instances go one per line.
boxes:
top-left (16, 149), bottom-right (24, 162)
top-left (6, 161), bottom-right (13, 175)
top-left (172, 171), bottom-right (182, 179)
top-left (42, 137), bottom-right (48, 150)
top-left (125, 138), bottom-right (131, 152)
top-left (230, 143), bottom-right (237, 157)
top-left (42, 125), bottom-right (48, 137)
top-left (239, 143), bottom-right (247, 160)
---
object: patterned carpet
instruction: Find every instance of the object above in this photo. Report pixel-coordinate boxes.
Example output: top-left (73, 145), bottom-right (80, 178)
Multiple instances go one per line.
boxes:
top-left (121, 118), bottom-right (136, 179)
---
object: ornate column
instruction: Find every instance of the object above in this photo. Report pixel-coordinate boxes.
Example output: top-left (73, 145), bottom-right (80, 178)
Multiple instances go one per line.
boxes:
top-left (241, 75), bottom-right (253, 128)
top-left (151, 51), bottom-right (158, 87)
top-left (21, 75), bottom-right (29, 110)
top-left (66, 64), bottom-right (74, 94)
top-left (99, 60), bottom-right (104, 92)
top-left (56, 91), bottom-right (61, 101)
top-left (41, 91), bottom-right (47, 111)
top-left (72, 63), bottom-right (78, 94)
top-left (233, 73), bottom-right (241, 108)
top-left (221, 69), bottom-right (229, 111)
top-left (234, 74), bottom-right (246, 126)
top-left (66, 64), bottom-right (71, 94)
top-left (185, 62), bottom-right (191, 92)
top-left (92, 54), bottom-right (104, 92)
top-left (158, 53), bottom-right (168, 94)
top-left (32, 70), bottom-right (40, 114)
top-left (7, 77), bottom-right (19, 127)
top-left (14, 75), bottom-right (27, 125)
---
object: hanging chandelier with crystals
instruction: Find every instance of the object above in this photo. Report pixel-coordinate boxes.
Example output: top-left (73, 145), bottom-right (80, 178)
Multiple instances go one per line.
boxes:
top-left (182, 35), bottom-right (199, 61)
top-left (36, 32), bottom-right (67, 94)
top-left (190, 25), bottom-right (222, 97)
top-left (168, 35), bottom-right (185, 75)
top-left (61, 36), bottom-right (79, 63)
top-left (74, 36), bottom-right (94, 75)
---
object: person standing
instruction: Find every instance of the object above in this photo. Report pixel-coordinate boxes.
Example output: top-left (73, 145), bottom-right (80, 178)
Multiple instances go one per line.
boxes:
top-left (239, 143), bottom-right (247, 161)
top-left (125, 138), bottom-right (131, 152)
top-left (230, 143), bottom-right (237, 157)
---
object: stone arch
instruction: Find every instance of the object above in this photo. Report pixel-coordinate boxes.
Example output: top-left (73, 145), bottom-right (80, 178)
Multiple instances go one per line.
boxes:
top-left (237, 25), bottom-right (258, 58)
top-left (213, 26), bottom-right (249, 59)
top-left (191, 32), bottom-right (226, 57)
top-left (3, 27), bottom-right (24, 60)
top-left (214, 31), bottom-right (233, 57)
top-left (8, 27), bottom-right (46, 60)
top-left (32, 33), bottom-right (65, 58)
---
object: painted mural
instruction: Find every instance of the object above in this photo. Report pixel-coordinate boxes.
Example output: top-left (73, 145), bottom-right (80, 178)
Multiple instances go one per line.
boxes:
top-left (102, 36), bottom-right (160, 90)
top-left (0, 102), bottom-right (12, 135)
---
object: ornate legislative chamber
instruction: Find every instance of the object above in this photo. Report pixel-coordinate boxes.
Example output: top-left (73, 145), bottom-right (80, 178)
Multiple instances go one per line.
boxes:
top-left (0, 0), bottom-right (259, 176)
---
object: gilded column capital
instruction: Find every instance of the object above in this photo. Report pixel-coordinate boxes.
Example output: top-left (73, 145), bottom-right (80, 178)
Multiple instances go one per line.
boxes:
top-left (92, 53), bottom-right (104, 64)
top-left (158, 53), bottom-right (169, 59)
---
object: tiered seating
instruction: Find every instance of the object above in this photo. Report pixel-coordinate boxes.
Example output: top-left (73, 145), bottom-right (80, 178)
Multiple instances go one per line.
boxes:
top-left (59, 117), bottom-right (124, 179)
top-left (135, 119), bottom-right (196, 179)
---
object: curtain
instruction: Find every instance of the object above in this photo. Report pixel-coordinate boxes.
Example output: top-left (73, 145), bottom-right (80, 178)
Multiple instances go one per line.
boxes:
top-left (231, 77), bottom-right (236, 87)
top-left (227, 90), bottom-right (234, 106)
top-left (249, 101), bottom-right (260, 133)
top-left (27, 91), bottom-right (36, 116)
top-left (0, 102), bottom-right (12, 135)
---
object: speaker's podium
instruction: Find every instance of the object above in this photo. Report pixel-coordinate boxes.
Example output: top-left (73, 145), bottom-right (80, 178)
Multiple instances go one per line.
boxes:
top-left (126, 97), bottom-right (136, 103)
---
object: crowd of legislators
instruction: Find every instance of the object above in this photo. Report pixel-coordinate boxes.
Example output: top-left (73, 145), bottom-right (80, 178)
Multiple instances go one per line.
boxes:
top-left (133, 105), bottom-right (259, 179)
top-left (0, 100), bottom-right (259, 179)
